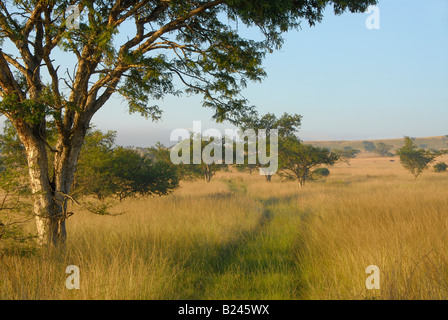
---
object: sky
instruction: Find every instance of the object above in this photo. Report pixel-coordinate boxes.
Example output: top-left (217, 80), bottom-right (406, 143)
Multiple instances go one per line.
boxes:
top-left (3, 0), bottom-right (448, 147)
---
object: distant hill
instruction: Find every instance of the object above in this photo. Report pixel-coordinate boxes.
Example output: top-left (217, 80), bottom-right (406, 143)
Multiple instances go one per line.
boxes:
top-left (304, 136), bottom-right (448, 152)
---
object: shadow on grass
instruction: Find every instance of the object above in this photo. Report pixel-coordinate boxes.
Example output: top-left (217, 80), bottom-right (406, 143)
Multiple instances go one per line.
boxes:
top-left (167, 193), bottom-right (306, 299)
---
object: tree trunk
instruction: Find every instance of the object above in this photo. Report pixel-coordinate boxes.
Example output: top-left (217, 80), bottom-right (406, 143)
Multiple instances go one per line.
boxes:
top-left (15, 121), bottom-right (85, 247)
top-left (204, 165), bottom-right (212, 182)
top-left (15, 124), bottom-right (63, 246)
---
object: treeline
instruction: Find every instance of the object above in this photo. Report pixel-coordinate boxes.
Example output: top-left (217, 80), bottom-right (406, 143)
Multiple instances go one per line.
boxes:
top-left (0, 113), bottom-right (341, 207)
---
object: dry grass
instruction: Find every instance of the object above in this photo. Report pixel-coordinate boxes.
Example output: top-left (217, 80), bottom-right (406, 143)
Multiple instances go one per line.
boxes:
top-left (1, 153), bottom-right (448, 299)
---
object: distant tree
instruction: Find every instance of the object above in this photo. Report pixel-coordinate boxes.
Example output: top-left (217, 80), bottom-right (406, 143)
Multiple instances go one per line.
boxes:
top-left (396, 137), bottom-right (446, 179)
top-left (170, 134), bottom-right (228, 182)
top-left (150, 142), bottom-right (202, 182)
top-left (238, 112), bottom-right (302, 182)
top-left (312, 167), bottom-right (331, 178)
top-left (374, 142), bottom-right (394, 157)
top-left (434, 162), bottom-right (448, 173)
top-left (362, 141), bottom-right (377, 152)
top-left (279, 136), bottom-right (339, 188)
top-left (333, 146), bottom-right (361, 165)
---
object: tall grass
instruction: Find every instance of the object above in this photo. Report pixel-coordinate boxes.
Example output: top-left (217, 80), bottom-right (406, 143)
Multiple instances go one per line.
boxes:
top-left (1, 155), bottom-right (448, 299)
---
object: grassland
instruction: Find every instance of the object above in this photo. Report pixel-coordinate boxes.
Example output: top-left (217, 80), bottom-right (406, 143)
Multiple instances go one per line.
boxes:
top-left (1, 153), bottom-right (448, 300)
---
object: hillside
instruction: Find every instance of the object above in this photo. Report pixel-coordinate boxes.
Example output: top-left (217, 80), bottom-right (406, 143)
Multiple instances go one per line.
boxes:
top-left (304, 135), bottom-right (448, 152)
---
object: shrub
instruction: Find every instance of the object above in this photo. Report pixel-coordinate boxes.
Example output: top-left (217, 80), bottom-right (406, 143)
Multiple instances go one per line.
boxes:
top-left (434, 162), bottom-right (448, 173)
top-left (313, 168), bottom-right (330, 178)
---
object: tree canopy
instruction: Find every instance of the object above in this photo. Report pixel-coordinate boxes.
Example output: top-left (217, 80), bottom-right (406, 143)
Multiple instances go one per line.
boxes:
top-left (279, 136), bottom-right (339, 187)
top-left (333, 146), bottom-right (360, 165)
top-left (374, 142), bottom-right (393, 157)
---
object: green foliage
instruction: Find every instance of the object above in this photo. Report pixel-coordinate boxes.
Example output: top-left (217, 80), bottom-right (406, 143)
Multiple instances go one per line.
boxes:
top-left (434, 162), bottom-right (448, 173)
top-left (0, 193), bottom-right (35, 252)
top-left (0, 122), bottom-right (36, 249)
top-left (375, 142), bottom-right (394, 157)
top-left (239, 112), bottom-right (302, 139)
top-left (186, 134), bottom-right (228, 182)
top-left (312, 167), bottom-right (330, 178)
top-left (396, 137), bottom-right (446, 179)
top-left (75, 130), bottom-right (179, 201)
top-left (149, 142), bottom-right (204, 182)
top-left (0, 121), bottom-right (29, 195)
top-left (333, 146), bottom-right (361, 165)
top-left (279, 136), bottom-right (339, 187)
top-left (362, 141), bottom-right (377, 152)
top-left (237, 112), bottom-right (302, 177)
top-left (0, 123), bottom-right (179, 203)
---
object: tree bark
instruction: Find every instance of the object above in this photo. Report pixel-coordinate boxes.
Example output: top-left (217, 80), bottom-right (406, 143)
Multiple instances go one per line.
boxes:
top-left (14, 121), bottom-right (86, 247)
top-left (14, 122), bottom-right (60, 246)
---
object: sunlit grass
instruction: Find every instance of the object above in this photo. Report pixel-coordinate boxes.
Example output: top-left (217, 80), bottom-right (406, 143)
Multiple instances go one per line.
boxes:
top-left (1, 154), bottom-right (448, 299)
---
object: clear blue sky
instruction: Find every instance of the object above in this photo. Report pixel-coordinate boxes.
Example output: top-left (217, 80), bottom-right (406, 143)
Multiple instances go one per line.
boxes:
top-left (4, 0), bottom-right (448, 147)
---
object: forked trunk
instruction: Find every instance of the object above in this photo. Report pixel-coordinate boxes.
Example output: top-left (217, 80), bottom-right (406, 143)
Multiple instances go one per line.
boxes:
top-left (33, 196), bottom-right (66, 247)
top-left (16, 121), bottom-right (84, 247)
top-left (18, 127), bottom-right (65, 246)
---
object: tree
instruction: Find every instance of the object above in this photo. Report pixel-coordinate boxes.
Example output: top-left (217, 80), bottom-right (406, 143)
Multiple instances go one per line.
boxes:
top-left (396, 137), bottom-right (446, 179)
top-left (75, 134), bottom-right (179, 201)
top-left (0, 0), bottom-right (377, 246)
top-left (171, 134), bottom-right (228, 182)
top-left (433, 162), bottom-right (447, 173)
top-left (374, 142), bottom-right (393, 157)
top-left (312, 167), bottom-right (330, 178)
top-left (1, 124), bottom-right (179, 218)
top-left (149, 142), bottom-right (202, 181)
top-left (362, 141), bottom-right (377, 152)
top-left (238, 112), bottom-right (302, 181)
top-left (109, 147), bottom-right (179, 201)
top-left (333, 146), bottom-right (360, 165)
top-left (279, 136), bottom-right (339, 188)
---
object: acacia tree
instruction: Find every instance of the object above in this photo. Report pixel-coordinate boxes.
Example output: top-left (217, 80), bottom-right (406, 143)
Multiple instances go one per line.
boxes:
top-left (396, 137), bottom-right (446, 179)
top-left (332, 146), bottom-right (360, 165)
top-left (374, 142), bottom-right (393, 157)
top-left (0, 0), bottom-right (376, 246)
top-left (238, 112), bottom-right (302, 181)
top-left (279, 137), bottom-right (339, 188)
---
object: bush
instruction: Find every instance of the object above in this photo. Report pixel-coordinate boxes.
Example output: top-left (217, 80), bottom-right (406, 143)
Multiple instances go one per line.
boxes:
top-left (434, 162), bottom-right (448, 173)
top-left (313, 168), bottom-right (330, 178)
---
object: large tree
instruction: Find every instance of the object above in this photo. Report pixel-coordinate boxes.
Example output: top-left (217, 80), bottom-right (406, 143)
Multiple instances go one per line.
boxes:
top-left (0, 0), bottom-right (377, 246)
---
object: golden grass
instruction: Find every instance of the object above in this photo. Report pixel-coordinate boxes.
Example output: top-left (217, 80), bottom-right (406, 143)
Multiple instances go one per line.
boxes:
top-left (1, 153), bottom-right (448, 299)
